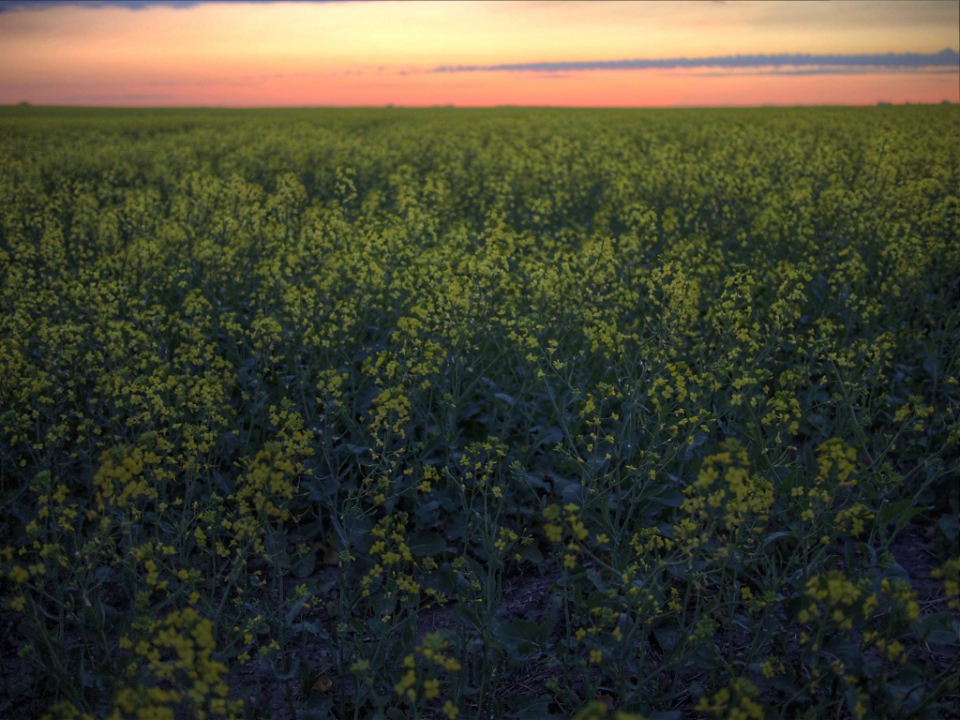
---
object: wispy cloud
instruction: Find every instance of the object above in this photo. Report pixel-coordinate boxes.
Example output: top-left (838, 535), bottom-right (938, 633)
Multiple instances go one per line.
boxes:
top-left (0, 1), bottom-right (196, 11)
top-left (62, 93), bottom-right (173, 101)
top-left (692, 68), bottom-right (960, 78)
top-left (434, 49), bottom-right (960, 74)
top-left (0, 0), bottom-right (356, 12)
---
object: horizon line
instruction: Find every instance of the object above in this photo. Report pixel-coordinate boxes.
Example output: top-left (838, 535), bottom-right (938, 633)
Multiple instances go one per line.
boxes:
top-left (3, 101), bottom-right (955, 110)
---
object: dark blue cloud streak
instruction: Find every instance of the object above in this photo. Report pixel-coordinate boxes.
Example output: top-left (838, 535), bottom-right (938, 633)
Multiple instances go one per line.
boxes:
top-left (693, 68), bottom-right (960, 78)
top-left (0, 1), bottom-right (203, 10)
top-left (0, 1), bottom-right (357, 12)
top-left (434, 49), bottom-right (960, 74)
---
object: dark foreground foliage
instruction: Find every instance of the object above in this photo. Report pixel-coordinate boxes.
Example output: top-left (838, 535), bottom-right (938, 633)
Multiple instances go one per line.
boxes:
top-left (1, 106), bottom-right (958, 719)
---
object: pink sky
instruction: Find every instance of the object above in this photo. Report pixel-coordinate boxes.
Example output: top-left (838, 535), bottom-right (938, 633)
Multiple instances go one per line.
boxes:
top-left (0, 1), bottom-right (957, 107)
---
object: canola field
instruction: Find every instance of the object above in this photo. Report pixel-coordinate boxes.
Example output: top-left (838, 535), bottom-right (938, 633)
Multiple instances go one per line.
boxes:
top-left (1, 106), bottom-right (959, 720)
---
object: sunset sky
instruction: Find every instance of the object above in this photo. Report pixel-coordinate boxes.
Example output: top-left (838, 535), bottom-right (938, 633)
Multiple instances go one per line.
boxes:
top-left (1, 0), bottom-right (957, 107)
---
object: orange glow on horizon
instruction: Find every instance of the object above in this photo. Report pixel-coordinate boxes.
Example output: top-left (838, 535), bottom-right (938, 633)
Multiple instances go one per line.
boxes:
top-left (0, 1), bottom-right (957, 107)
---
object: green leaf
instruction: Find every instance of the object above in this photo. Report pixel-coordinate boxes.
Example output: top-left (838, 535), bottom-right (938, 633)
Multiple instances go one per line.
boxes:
top-left (293, 550), bottom-right (316, 578)
top-left (286, 597), bottom-right (310, 626)
top-left (878, 498), bottom-right (920, 527)
top-left (506, 694), bottom-right (557, 719)
top-left (653, 625), bottom-right (682, 654)
top-left (407, 531), bottom-right (448, 557)
top-left (648, 488), bottom-right (686, 508)
top-left (496, 619), bottom-right (540, 643)
top-left (762, 530), bottom-right (794, 551)
top-left (495, 619), bottom-right (541, 663)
